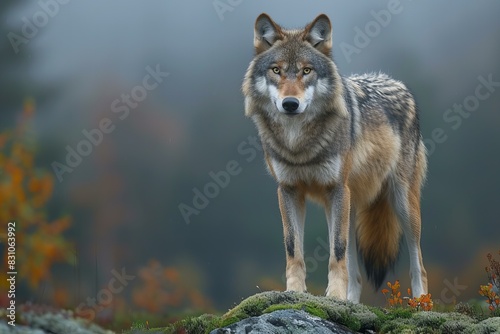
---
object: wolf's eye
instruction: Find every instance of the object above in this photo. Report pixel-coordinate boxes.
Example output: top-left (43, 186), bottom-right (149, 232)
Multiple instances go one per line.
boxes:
top-left (272, 67), bottom-right (280, 74)
top-left (303, 67), bottom-right (312, 75)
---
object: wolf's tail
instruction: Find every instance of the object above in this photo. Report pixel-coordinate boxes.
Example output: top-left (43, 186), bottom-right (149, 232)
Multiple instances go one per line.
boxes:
top-left (356, 187), bottom-right (402, 290)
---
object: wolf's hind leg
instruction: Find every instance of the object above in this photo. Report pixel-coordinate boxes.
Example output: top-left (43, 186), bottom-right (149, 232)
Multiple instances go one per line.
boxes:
top-left (278, 186), bottom-right (307, 292)
top-left (347, 209), bottom-right (362, 302)
top-left (390, 177), bottom-right (428, 297)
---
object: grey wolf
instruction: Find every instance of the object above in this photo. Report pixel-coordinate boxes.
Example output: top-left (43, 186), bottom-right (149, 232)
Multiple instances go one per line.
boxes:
top-left (242, 13), bottom-right (428, 302)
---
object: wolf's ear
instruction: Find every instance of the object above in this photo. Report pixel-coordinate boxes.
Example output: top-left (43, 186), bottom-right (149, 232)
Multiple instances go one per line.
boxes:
top-left (254, 13), bottom-right (283, 54)
top-left (304, 14), bottom-right (332, 56)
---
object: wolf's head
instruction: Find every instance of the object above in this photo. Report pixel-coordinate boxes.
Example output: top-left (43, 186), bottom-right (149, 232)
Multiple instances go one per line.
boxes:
top-left (243, 14), bottom-right (345, 120)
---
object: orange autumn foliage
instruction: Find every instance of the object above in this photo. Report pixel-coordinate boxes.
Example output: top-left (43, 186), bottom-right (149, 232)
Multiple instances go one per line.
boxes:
top-left (381, 280), bottom-right (403, 307)
top-left (479, 250), bottom-right (500, 312)
top-left (132, 259), bottom-right (212, 314)
top-left (382, 280), bottom-right (433, 311)
top-left (479, 283), bottom-right (500, 312)
top-left (407, 288), bottom-right (433, 311)
top-left (0, 99), bottom-right (74, 294)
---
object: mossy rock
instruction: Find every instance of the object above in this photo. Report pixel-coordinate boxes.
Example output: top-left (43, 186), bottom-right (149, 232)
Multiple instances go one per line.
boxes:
top-left (125, 291), bottom-right (500, 334)
top-left (219, 291), bottom-right (378, 332)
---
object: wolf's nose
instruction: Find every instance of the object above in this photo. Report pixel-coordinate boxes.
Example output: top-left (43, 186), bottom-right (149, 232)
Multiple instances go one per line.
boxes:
top-left (282, 97), bottom-right (300, 113)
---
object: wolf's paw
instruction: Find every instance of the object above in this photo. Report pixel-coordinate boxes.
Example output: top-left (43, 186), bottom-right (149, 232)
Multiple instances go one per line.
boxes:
top-left (286, 279), bottom-right (307, 293)
top-left (325, 284), bottom-right (347, 300)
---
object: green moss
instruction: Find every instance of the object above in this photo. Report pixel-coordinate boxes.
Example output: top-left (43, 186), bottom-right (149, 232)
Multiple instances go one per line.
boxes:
top-left (386, 307), bottom-right (414, 320)
top-left (376, 310), bottom-right (492, 334)
top-left (263, 303), bottom-right (293, 314)
top-left (367, 306), bottom-right (386, 330)
top-left (169, 313), bottom-right (221, 334)
top-left (302, 303), bottom-right (329, 320)
top-left (221, 292), bottom-right (278, 323)
top-left (218, 315), bottom-right (241, 328)
top-left (263, 302), bottom-right (329, 320)
top-left (440, 320), bottom-right (472, 334)
top-left (378, 319), bottom-right (418, 334)
top-left (473, 317), bottom-right (500, 333)
top-left (337, 311), bottom-right (361, 331)
top-left (413, 311), bottom-right (448, 328)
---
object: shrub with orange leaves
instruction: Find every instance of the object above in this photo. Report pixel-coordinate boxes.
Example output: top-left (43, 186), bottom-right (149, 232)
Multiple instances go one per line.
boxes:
top-left (132, 259), bottom-right (212, 314)
top-left (407, 288), bottom-right (433, 311)
top-left (479, 283), bottom-right (500, 312)
top-left (0, 99), bottom-right (74, 299)
top-left (382, 280), bottom-right (433, 311)
top-left (381, 280), bottom-right (403, 307)
top-left (479, 250), bottom-right (500, 312)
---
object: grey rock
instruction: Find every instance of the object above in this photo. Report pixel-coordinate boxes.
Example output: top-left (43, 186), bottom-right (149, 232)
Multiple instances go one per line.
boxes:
top-left (210, 309), bottom-right (358, 334)
top-left (0, 311), bottom-right (115, 334)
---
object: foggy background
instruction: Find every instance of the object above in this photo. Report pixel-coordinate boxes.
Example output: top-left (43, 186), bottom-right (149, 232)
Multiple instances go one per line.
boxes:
top-left (1, 0), bottom-right (500, 324)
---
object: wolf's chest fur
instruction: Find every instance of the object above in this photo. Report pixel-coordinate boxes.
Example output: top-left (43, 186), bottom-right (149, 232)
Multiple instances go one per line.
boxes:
top-left (258, 113), bottom-right (350, 186)
top-left (268, 153), bottom-right (344, 185)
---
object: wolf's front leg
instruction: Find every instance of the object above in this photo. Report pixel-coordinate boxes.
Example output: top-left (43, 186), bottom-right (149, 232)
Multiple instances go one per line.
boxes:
top-left (325, 185), bottom-right (350, 300)
top-left (277, 185), bottom-right (307, 292)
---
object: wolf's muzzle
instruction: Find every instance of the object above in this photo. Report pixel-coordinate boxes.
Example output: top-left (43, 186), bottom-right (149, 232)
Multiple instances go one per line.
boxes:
top-left (282, 97), bottom-right (300, 115)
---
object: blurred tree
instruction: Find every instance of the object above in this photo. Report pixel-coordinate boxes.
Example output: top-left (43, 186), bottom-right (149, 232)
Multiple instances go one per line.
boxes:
top-left (0, 100), bottom-right (74, 304)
